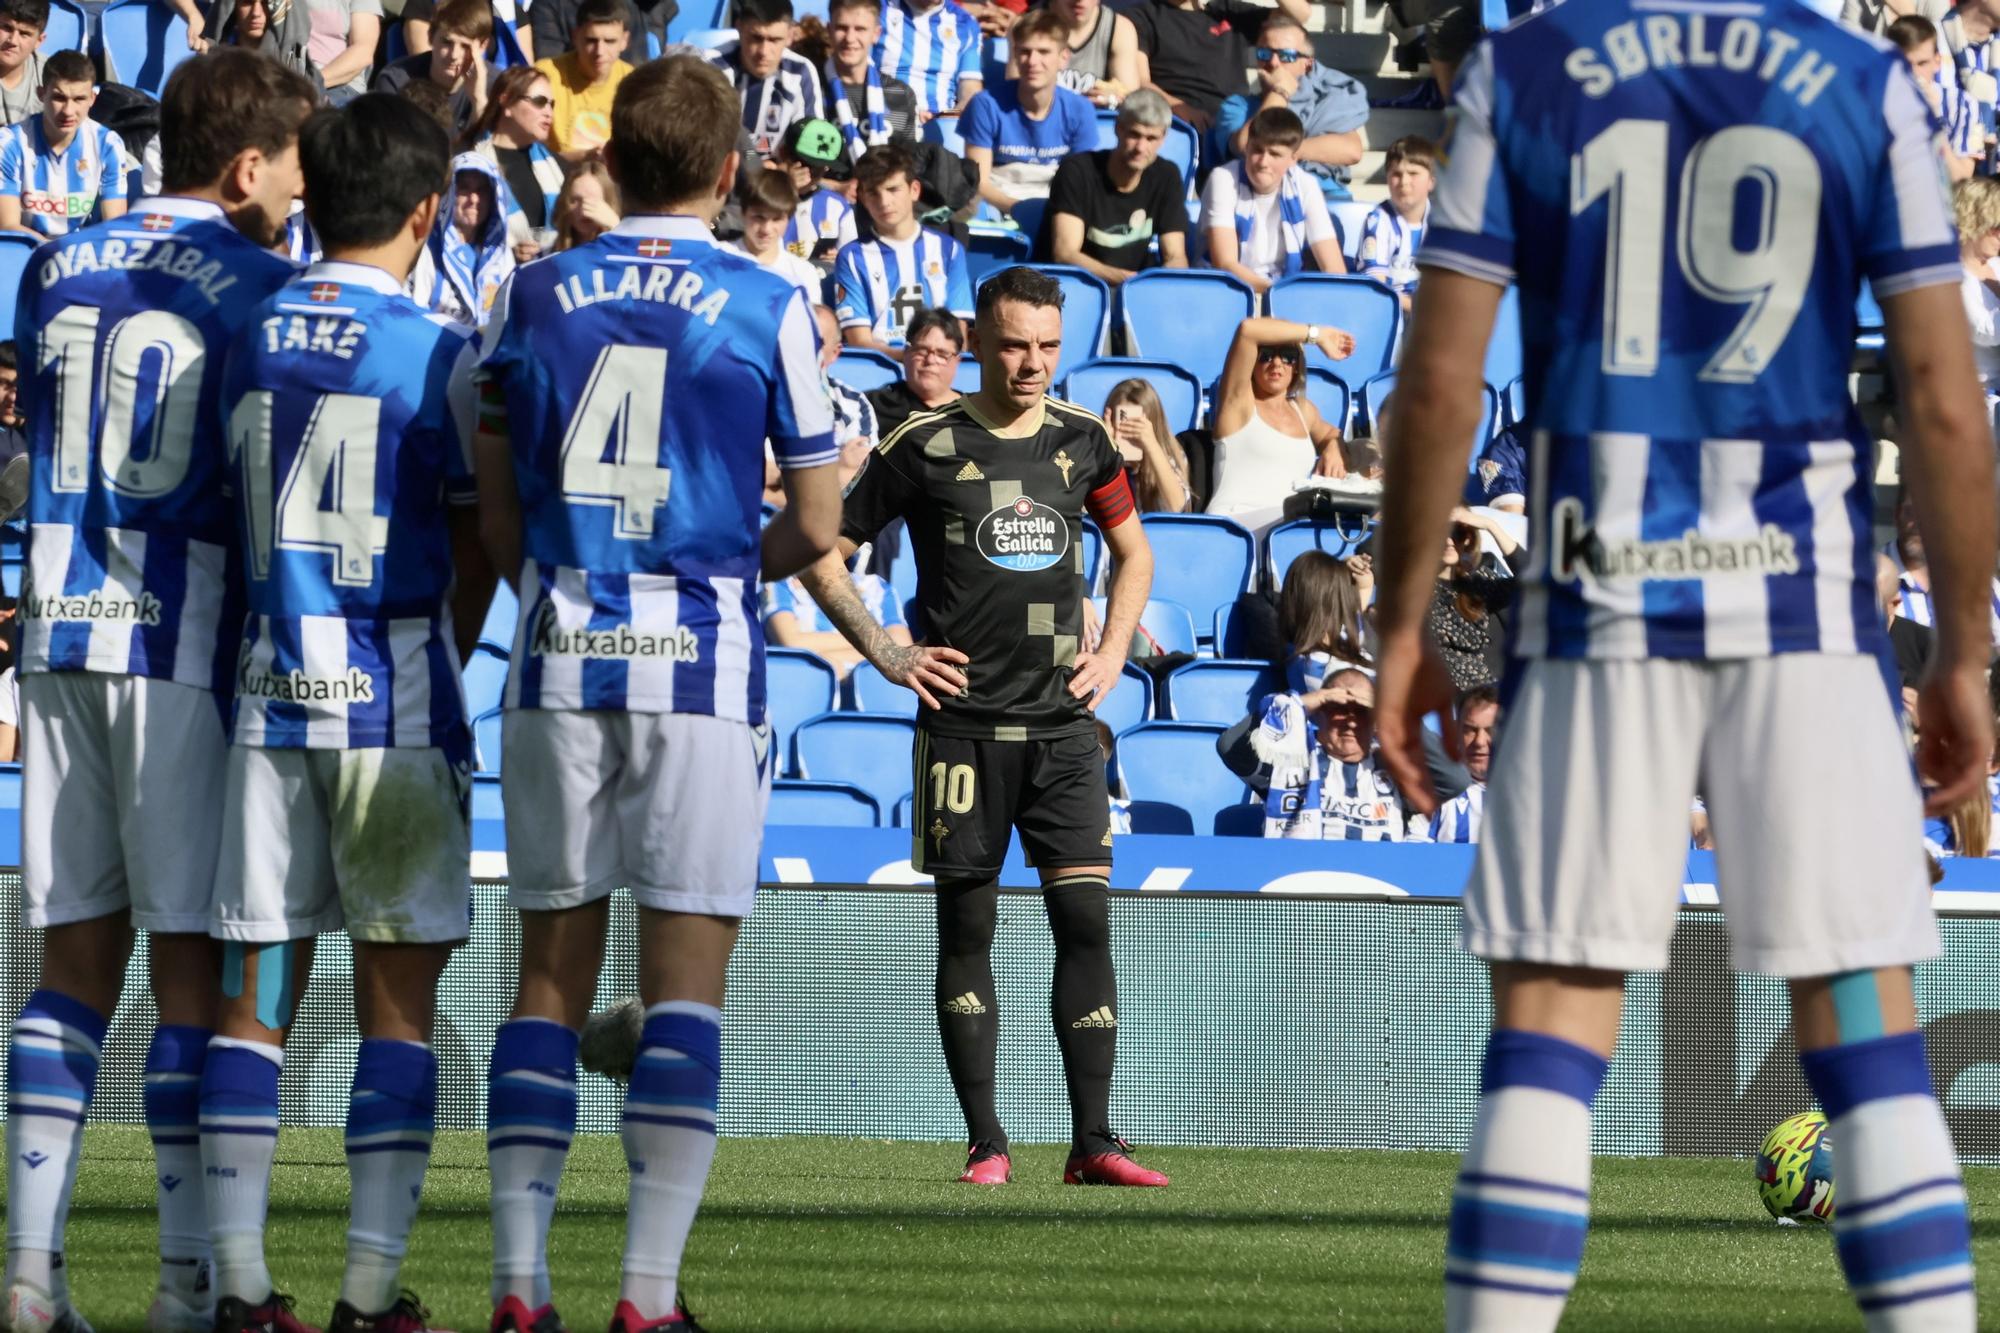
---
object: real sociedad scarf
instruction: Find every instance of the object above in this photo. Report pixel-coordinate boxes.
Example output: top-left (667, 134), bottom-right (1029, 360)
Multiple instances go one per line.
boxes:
top-left (432, 153), bottom-right (516, 326)
top-left (826, 61), bottom-right (890, 163)
top-left (1235, 163), bottom-right (1308, 280)
top-left (1250, 692), bottom-right (1323, 840)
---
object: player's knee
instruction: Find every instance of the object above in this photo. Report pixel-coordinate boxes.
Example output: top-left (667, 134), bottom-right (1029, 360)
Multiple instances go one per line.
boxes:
top-left (1043, 876), bottom-right (1111, 953)
top-left (935, 877), bottom-right (1000, 955)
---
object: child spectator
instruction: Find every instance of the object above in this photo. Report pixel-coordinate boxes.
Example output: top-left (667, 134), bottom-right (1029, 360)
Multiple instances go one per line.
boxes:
top-left (1277, 549), bottom-right (1371, 692)
top-left (734, 168), bottom-right (828, 293)
top-left (1200, 107), bottom-right (1344, 294)
top-left (0, 0), bottom-right (47, 127)
top-left (0, 51), bottom-right (125, 239)
top-left (959, 9), bottom-right (1096, 217)
top-left (773, 117), bottom-right (859, 264)
top-left (1358, 135), bottom-right (1432, 305)
top-left (1100, 378), bottom-right (1190, 513)
top-left (833, 144), bottom-right (974, 355)
top-left (534, 0), bottom-right (631, 158)
top-left (1890, 14), bottom-right (1979, 182)
top-left (552, 157), bottom-right (620, 248)
top-left (710, 0), bottom-right (826, 155)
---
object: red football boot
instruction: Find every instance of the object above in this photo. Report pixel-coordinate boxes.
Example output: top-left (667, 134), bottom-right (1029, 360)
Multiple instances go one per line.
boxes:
top-left (1064, 1135), bottom-right (1169, 1187)
top-left (489, 1296), bottom-right (566, 1333)
top-left (957, 1140), bottom-right (1012, 1184)
top-left (606, 1297), bottom-right (701, 1332)
top-left (328, 1292), bottom-right (452, 1332)
top-left (214, 1292), bottom-right (322, 1333)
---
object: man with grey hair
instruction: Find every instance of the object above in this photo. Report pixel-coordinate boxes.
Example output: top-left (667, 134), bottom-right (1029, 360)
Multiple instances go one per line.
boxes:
top-left (1041, 86), bottom-right (1188, 282)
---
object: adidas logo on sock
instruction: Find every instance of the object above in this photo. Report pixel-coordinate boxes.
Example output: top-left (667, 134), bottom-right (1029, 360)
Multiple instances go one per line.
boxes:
top-left (943, 991), bottom-right (988, 1015)
top-left (1071, 1007), bottom-right (1117, 1029)
top-left (955, 460), bottom-right (985, 482)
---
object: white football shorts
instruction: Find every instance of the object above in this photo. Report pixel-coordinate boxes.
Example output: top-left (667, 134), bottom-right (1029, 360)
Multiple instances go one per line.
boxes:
top-left (212, 745), bottom-right (472, 945)
top-left (501, 709), bottom-right (772, 918)
top-left (1465, 654), bottom-right (1937, 977)
top-left (20, 671), bottom-right (227, 933)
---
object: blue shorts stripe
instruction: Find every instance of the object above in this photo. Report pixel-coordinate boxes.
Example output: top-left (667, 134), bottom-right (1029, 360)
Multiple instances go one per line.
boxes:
top-left (346, 1140), bottom-right (435, 1156)
top-left (10, 1103), bottom-right (86, 1124)
top-left (198, 1123), bottom-right (279, 1138)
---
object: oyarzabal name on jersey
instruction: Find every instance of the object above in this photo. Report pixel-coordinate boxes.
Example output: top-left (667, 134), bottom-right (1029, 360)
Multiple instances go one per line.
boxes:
top-left (1565, 14), bottom-right (1838, 108)
top-left (1550, 498), bottom-right (1801, 583)
top-left (237, 663), bottom-right (377, 704)
top-left (25, 587), bottom-right (162, 626)
top-left (531, 603), bottom-right (703, 661)
top-left (551, 263), bottom-right (731, 324)
top-left (40, 238), bottom-right (238, 303)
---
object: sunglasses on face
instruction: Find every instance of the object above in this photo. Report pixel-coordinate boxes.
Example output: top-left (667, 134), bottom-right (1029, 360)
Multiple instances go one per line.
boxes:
top-left (515, 94), bottom-right (555, 109)
top-left (1256, 347), bottom-right (1301, 365)
top-left (1255, 46), bottom-right (1306, 63)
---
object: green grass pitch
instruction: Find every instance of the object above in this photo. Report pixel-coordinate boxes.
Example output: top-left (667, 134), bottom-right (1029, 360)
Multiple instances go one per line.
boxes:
top-left (45, 1128), bottom-right (2000, 1331)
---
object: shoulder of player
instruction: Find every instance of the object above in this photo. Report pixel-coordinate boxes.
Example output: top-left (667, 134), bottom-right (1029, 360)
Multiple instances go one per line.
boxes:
top-left (877, 399), bottom-right (967, 457)
top-left (1043, 396), bottom-right (1115, 445)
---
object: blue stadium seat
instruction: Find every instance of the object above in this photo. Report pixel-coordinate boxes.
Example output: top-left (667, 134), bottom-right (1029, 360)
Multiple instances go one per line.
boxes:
top-left (1096, 662), bottom-right (1153, 735)
top-left (1211, 602), bottom-right (1257, 658)
top-left (1302, 368), bottom-right (1351, 437)
top-left (1327, 200), bottom-right (1373, 262)
top-left (1165, 659), bottom-right (1279, 725)
top-left (472, 708), bottom-right (504, 772)
top-left (385, 18), bottom-right (407, 61)
top-left (769, 778), bottom-right (880, 827)
top-left (1213, 803), bottom-right (1265, 838)
top-left (665, 0), bottom-right (728, 43)
top-left (1855, 282), bottom-right (1885, 353)
top-left (792, 713), bottom-right (917, 814)
top-left (1484, 284), bottom-right (1523, 388)
top-left (964, 227), bottom-right (1031, 287)
top-left (792, 0), bottom-right (830, 21)
top-left (1358, 370), bottom-right (1395, 435)
top-left (767, 649), bottom-right (839, 777)
top-left (1265, 517), bottom-right (1371, 586)
top-left (925, 114), bottom-right (967, 156)
top-left (480, 580), bottom-right (518, 653)
top-left (97, 0), bottom-right (197, 96)
top-left (0, 233), bottom-right (36, 336)
top-left (833, 348), bottom-right (900, 393)
top-left (1060, 358), bottom-right (1202, 435)
top-left (1268, 274), bottom-right (1402, 378)
top-left (0, 764), bottom-right (21, 825)
top-left (681, 26), bottom-right (735, 50)
top-left (1, 560), bottom-right (19, 599)
top-left (1119, 269), bottom-right (1256, 388)
top-left (1116, 722), bottom-right (1247, 834)
top-left (1093, 598), bottom-right (1198, 656)
top-left (886, 521), bottom-right (918, 608)
top-left (1501, 375), bottom-right (1526, 429)
top-left (893, 793), bottom-right (914, 827)
top-left (1081, 519), bottom-right (1102, 593)
top-left (44, 0), bottom-right (86, 56)
top-left (1140, 514), bottom-right (1254, 637)
top-left (979, 264), bottom-right (1108, 381)
top-left (951, 355), bottom-right (982, 393)
top-left (982, 34), bottom-right (1009, 86)
top-left (1010, 196), bottom-right (1047, 252)
top-left (845, 659), bottom-right (913, 711)
top-left (462, 646), bottom-right (510, 720)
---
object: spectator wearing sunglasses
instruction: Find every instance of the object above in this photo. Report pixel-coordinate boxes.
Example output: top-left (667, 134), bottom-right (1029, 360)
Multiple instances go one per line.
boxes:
top-left (1206, 313), bottom-right (1354, 528)
top-left (1214, 12), bottom-right (1367, 201)
top-left (465, 65), bottom-right (564, 259)
top-left (1200, 106), bottom-right (1346, 294)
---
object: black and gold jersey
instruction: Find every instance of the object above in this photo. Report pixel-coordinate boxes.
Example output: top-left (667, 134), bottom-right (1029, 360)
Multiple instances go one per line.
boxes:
top-left (840, 396), bottom-right (1138, 740)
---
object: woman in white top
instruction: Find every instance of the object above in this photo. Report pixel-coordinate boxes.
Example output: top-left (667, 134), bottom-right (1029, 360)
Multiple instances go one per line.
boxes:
top-left (1953, 176), bottom-right (2000, 439)
top-left (1206, 315), bottom-right (1354, 525)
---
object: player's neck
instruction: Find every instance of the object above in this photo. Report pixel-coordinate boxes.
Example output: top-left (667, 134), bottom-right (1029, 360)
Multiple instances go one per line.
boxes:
top-left (322, 240), bottom-right (422, 286)
top-left (163, 182), bottom-right (262, 237)
top-left (963, 389), bottom-right (1043, 437)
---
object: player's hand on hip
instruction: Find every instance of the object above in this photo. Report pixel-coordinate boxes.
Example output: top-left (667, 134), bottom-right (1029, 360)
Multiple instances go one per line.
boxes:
top-left (1068, 650), bottom-right (1126, 711)
top-left (880, 641), bottom-right (970, 710)
top-left (1371, 629), bottom-right (1456, 815)
top-left (1915, 659), bottom-right (1995, 817)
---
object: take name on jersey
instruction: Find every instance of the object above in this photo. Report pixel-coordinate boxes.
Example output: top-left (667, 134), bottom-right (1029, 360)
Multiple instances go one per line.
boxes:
top-left (1424, 2), bottom-right (1957, 661)
top-left (479, 214), bottom-right (836, 721)
top-left (18, 197), bottom-right (298, 695)
top-left (220, 260), bottom-right (480, 752)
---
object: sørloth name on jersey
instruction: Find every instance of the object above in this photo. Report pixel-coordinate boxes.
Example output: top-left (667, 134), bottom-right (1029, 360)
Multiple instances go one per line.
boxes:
top-left (550, 260), bottom-right (733, 323)
top-left (38, 236), bottom-right (239, 304)
top-left (1563, 13), bottom-right (1838, 106)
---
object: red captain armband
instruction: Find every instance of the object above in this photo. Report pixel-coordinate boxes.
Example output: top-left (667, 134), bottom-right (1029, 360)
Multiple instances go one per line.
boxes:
top-left (1085, 470), bottom-right (1136, 529)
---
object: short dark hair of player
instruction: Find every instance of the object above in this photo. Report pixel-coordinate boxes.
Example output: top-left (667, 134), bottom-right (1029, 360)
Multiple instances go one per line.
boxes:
top-left (573, 0), bottom-right (627, 30)
top-left (432, 0), bottom-right (495, 44)
top-left (299, 94), bottom-right (452, 252)
top-left (0, 0), bottom-right (49, 36)
top-left (852, 142), bottom-right (916, 193)
top-left (1009, 8), bottom-right (1069, 46)
top-left (609, 56), bottom-right (738, 212)
top-left (1385, 134), bottom-right (1435, 177)
top-left (1245, 106), bottom-right (1304, 153)
top-left (826, 0), bottom-right (878, 19)
top-left (741, 164), bottom-right (799, 216)
top-left (158, 50), bottom-right (317, 195)
top-left (1887, 13), bottom-right (1940, 52)
top-left (974, 264), bottom-right (1063, 326)
top-left (732, 0), bottom-right (792, 27)
top-left (903, 305), bottom-right (964, 351)
top-left (41, 48), bottom-right (91, 89)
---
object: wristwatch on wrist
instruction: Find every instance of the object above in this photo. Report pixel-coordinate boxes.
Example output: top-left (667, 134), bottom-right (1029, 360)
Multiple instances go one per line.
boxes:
top-left (1305, 324), bottom-right (1321, 344)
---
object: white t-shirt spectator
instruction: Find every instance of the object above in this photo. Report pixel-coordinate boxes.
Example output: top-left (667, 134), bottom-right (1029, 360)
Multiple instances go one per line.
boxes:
top-left (727, 240), bottom-right (826, 295)
top-left (306, 0), bottom-right (384, 97)
top-left (1199, 160), bottom-right (1337, 284)
top-left (1961, 264), bottom-right (2000, 409)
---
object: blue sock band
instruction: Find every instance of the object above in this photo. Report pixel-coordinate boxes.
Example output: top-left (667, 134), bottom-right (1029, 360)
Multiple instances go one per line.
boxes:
top-left (487, 1019), bottom-right (579, 1152)
top-left (1800, 1031), bottom-right (1935, 1120)
top-left (145, 1026), bottom-right (212, 1148)
top-left (200, 1043), bottom-right (281, 1138)
top-left (347, 1040), bottom-right (437, 1156)
top-left (639, 1011), bottom-right (721, 1077)
top-left (9, 989), bottom-right (106, 1126)
top-left (1480, 1029), bottom-right (1610, 1107)
top-left (1827, 971), bottom-right (1886, 1043)
top-left (20, 989), bottom-right (109, 1048)
top-left (628, 1011), bottom-right (721, 1134)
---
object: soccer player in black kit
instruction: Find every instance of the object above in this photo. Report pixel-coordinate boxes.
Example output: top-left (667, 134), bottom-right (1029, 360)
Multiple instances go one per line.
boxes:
top-left (798, 266), bottom-right (1165, 1187)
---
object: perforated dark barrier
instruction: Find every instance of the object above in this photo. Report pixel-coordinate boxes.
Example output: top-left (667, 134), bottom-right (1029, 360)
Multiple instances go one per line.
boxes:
top-left (3, 876), bottom-right (1996, 1161)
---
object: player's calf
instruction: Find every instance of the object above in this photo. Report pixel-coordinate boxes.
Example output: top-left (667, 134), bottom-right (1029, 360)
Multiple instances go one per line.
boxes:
top-left (4, 986), bottom-right (109, 1331)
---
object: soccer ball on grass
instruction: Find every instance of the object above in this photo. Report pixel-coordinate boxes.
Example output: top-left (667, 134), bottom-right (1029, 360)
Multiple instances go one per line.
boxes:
top-left (1755, 1110), bottom-right (1836, 1222)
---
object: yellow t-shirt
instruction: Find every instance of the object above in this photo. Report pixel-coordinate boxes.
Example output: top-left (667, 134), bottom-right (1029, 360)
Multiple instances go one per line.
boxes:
top-left (535, 53), bottom-right (632, 154)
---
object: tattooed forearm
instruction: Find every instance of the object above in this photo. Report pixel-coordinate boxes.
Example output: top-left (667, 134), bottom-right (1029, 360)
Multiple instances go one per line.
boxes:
top-left (798, 553), bottom-right (907, 669)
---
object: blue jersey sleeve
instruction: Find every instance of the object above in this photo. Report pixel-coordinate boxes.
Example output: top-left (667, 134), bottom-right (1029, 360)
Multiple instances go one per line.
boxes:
top-left (0, 134), bottom-right (23, 201)
top-left (943, 239), bottom-right (974, 318)
top-left (1864, 60), bottom-right (1962, 297)
top-left (768, 286), bottom-right (839, 469)
top-left (1421, 44), bottom-right (1515, 288)
top-left (832, 241), bottom-right (875, 329)
top-left (959, 89), bottom-right (1000, 149)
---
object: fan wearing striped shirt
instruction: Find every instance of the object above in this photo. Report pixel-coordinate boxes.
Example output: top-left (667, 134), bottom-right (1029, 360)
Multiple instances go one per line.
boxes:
top-left (833, 142), bottom-right (973, 356)
top-left (873, 0), bottom-right (983, 116)
top-left (0, 50), bottom-right (126, 240)
top-left (708, 0), bottom-right (826, 155)
top-left (1430, 687), bottom-right (1495, 845)
top-left (1890, 15), bottom-right (1980, 182)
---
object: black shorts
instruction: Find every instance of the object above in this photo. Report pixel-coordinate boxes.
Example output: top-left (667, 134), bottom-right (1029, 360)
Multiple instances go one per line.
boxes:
top-left (910, 727), bottom-right (1113, 879)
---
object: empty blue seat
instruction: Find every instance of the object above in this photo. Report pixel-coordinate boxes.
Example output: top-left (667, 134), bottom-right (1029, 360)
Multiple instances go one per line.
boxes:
top-left (0, 234), bottom-right (35, 335)
top-left (1269, 274), bottom-right (1402, 378)
top-left (1213, 803), bottom-right (1265, 838)
top-left (385, 18), bottom-right (407, 61)
top-left (98, 0), bottom-right (197, 96)
top-left (1061, 358), bottom-right (1202, 434)
top-left (472, 709), bottom-right (504, 772)
top-left (980, 264), bottom-right (1108, 381)
top-left (1302, 368), bottom-right (1351, 437)
top-left (767, 649), bottom-right (839, 777)
top-left (1095, 662), bottom-right (1153, 735)
top-left (1119, 270), bottom-right (1256, 388)
top-left (1099, 598), bottom-right (1197, 656)
top-left (1010, 196), bottom-right (1047, 253)
top-left (964, 227), bottom-right (1031, 287)
top-left (1, 561), bottom-right (19, 598)
top-left (665, 0), bottom-right (729, 42)
top-left (832, 348), bottom-right (901, 393)
top-left (1140, 514), bottom-right (1255, 635)
top-left (462, 646), bottom-right (510, 719)
top-left (44, 0), bottom-right (85, 56)
top-left (1165, 659), bottom-right (1279, 725)
top-left (845, 659), bottom-right (912, 711)
top-left (768, 779), bottom-right (880, 827)
top-left (1484, 284), bottom-right (1523, 387)
top-left (925, 114), bottom-right (967, 156)
top-left (950, 355), bottom-right (982, 394)
top-left (1211, 603), bottom-right (1247, 658)
top-left (1501, 375), bottom-right (1526, 429)
top-left (1358, 370), bottom-right (1396, 435)
top-left (792, 713), bottom-right (917, 815)
top-left (1116, 722), bottom-right (1246, 834)
top-left (480, 580), bottom-right (518, 653)
top-left (1265, 517), bottom-right (1371, 586)
top-left (1327, 200), bottom-right (1374, 262)
top-left (1081, 519), bottom-right (1102, 593)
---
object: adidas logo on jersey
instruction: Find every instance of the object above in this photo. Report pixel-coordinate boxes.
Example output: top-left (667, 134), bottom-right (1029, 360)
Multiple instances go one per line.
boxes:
top-left (956, 460), bottom-right (986, 482)
top-left (1071, 1006), bottom-right (1117, 1029)
top-left (942, 992), bottom-right (987, 1016)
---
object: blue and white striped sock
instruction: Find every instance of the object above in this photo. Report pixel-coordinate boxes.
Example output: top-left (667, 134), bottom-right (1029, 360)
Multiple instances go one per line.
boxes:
top-left (4, 990), bottom-right (106, 1297)
top-left (145, 1025), bottom-right (213, 1297)
top-left (199, 1037), bottom-right (283, 1304)
top-left (618, 1003), bottom-right (722, 1323)
top-left (1444, 1029), bottom-right (1607, 1333)
top-left (1800, 1032), bottom-right (1975, 1331)
top-left (487, 1019), bottom-right (578, 1308)
top-left (341, 1039), bottom-right (438, 1315)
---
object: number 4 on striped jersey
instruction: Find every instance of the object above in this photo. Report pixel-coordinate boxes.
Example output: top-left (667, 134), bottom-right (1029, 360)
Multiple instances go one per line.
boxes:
top-left (562, 344), bottom-right (673, 540)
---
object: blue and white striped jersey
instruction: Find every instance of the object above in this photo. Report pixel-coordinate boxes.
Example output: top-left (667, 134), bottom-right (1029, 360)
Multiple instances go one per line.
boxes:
top-left (1940, 82), bottom-right (1983, 161)
top-left (0, 117), bottom-right (126, 238)
top-left (709, 43), bottom-right (827, 154)
top-left (16, 196), bottom-right (298, 693)
top-left (874, 0), bottom-right (982, 116)
top-left (832, 228), bottom-right (973, 345)
top-left (1358, 200), bottom-right (1426, 294)
top-left (785, 186), bottom-right (857, 261)
top-left (1424, 2), bottom-right (1958, 661)
top-left (762, 569), bottom-right (904, 634)
top-left (219, 261), bottom-right (480, 752)
top-left (1320, 753), bottom-right (1407, 842)
top-left (1431, 780), bottom-right (1484, 844)
top-left (480, 214), bottom-right (838, 720)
